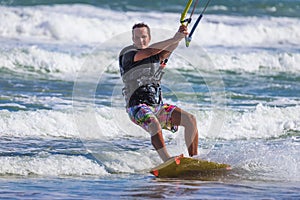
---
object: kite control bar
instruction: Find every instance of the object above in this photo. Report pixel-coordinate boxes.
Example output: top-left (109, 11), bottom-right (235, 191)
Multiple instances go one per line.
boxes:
top-left (180, 0), bottom-right (212, 47)
top-left (180, 0), bottom-right (194, 26)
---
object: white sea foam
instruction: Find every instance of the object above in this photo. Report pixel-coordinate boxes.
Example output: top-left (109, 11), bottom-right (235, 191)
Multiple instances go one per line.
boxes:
top-left (0, 107), bottom-right (139, 139)
top-left (0, 105), bottom-right (299, 176)
top-left (1, 44), bottom-right (299, 80)
top-left (0, 46), bottom-right (85, 79)
top-left (198, 104), bottom-right (300, 140)
top-left (98, 150), bottom-right (158, 173)
top-left (207, 50), bottom-right (300, 72)
top-left (0, 4), bottom-right (299, 77)
top-left (0, 109), bottom-right (77, 138)
top-left (0, 104), bottom-right (299, 140)
top-left (1, 5), bottom-right (299, 46)
top-left (239, 144), bottom-right (300, 182)
top-left (0, 154), bottom-right (108, 177)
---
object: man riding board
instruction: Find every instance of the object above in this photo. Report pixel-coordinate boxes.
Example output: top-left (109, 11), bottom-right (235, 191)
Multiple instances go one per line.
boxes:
top-left (119, 23), bottom-right (198, 162)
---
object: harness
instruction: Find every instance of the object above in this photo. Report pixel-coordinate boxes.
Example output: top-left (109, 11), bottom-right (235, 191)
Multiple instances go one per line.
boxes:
top-left (122, 65), bottom-right (165, 107)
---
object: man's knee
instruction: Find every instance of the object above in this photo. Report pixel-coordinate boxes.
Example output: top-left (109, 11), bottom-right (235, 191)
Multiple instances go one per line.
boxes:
top-left (147, 117), bottom-right (161, 136)
top-left (182, 113), bottom-right (197, 127)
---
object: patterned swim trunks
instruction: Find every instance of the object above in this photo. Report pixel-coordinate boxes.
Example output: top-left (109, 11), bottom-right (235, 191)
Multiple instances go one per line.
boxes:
top-left (127, 103), bottom-right (178, 133)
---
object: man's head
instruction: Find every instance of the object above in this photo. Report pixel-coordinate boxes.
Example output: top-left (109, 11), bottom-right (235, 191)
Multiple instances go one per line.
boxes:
top-left (132, 23), bottom-right (151, 49)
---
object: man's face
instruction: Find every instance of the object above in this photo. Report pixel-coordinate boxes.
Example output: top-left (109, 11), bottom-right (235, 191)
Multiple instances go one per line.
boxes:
top-left (132, 27), bottom-right (150, 49)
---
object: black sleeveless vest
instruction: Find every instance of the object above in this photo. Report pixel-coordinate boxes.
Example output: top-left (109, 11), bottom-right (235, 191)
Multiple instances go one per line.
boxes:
top-left (119, 45), bottom-right (163, 107)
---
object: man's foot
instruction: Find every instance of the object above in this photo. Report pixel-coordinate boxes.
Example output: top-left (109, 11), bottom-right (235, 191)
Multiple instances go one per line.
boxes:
top-left (166, 154), bottom-right (184, 162)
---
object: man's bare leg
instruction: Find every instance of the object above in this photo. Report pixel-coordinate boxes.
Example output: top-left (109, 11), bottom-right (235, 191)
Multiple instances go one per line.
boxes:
top-left (171, 107), bottom-right (198, 156)
top-left (151, 132), bottom-right (170, 162)
top-left (148, 118), bottom-right (170, 162)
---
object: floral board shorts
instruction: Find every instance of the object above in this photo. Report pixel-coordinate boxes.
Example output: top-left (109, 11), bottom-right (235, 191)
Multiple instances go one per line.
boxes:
top-left (127, 103), bottom-right (178, 133)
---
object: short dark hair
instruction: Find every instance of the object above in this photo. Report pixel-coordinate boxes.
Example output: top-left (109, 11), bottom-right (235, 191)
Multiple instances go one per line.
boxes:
top-left (132, 23), bottom-right (151, 37)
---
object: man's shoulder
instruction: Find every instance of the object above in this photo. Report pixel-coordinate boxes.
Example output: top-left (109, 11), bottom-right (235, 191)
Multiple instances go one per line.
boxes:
top-left (119, 45), bottom-right (138, 72)
top-left (119, 45), bottom-right (137, 57)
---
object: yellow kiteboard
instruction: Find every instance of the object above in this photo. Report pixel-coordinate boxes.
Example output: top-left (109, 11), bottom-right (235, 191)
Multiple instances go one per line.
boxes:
top-left (150, 155), bottom-right (231, 179)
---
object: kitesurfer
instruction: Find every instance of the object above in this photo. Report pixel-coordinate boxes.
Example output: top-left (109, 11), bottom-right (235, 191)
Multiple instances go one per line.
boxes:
top-left (119, 23), bottom-right (198, 161)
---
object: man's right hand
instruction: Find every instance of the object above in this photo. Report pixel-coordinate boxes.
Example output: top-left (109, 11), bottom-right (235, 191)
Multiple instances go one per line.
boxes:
top-left (173, 25), bottom-right (188, 41)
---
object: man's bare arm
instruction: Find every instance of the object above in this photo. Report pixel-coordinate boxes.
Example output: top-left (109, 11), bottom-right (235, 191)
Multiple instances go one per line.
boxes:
top-left (133, 26), bottom-right (187, 62)
top-left (133, 37), bottom-right (180, 62)
top-left (158, 42), bottom-right (180, 61)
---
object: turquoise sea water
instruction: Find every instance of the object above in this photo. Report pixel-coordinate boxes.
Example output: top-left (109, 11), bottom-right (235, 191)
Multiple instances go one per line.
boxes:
top-left (4, 0), bottom-right (300, 17)
top-left (0, 0), bottom-right (299, 199)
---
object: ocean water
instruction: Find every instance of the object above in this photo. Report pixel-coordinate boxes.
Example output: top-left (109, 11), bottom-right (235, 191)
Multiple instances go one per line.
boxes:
top-left (0, 0), bottom-right (300, 199)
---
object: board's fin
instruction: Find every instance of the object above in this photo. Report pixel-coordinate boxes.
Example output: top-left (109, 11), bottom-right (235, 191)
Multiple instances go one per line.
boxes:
top-left (150, 154), bottom-right (183, 177)
top-left (150, 156), bottom-right (231, 178)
